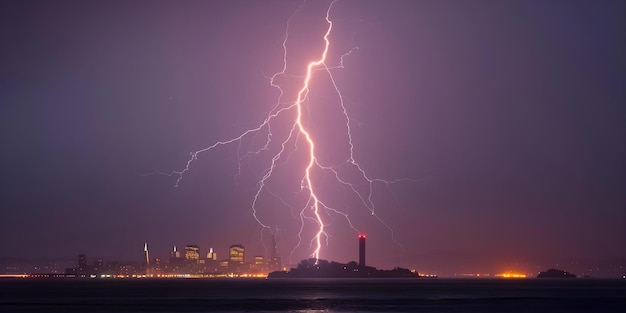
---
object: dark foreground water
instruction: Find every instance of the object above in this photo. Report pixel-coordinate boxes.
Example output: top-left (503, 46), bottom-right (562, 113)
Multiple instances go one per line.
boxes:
top-left (0, 278), bottom-right (624, 312)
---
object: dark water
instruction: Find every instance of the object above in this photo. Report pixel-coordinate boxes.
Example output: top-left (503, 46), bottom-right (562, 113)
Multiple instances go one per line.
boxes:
top-left (0, 278), bottom-right (624, 312)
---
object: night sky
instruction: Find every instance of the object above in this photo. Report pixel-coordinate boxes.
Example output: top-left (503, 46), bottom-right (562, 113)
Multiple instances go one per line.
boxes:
top-left (1, 0), bottom-right (624, 276)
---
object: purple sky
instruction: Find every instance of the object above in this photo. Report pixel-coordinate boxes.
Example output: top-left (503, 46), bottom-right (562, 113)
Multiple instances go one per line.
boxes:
top-left (1, 0), bottom-right (624, 276)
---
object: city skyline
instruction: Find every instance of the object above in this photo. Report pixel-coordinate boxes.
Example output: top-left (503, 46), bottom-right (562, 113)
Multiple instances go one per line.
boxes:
top-left (2, 234), bottom-right (623, 278)
top-left (0, 0), bottom-right (624, 277)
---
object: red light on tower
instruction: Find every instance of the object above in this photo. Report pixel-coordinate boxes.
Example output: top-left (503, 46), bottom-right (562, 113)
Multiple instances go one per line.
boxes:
top-left (358, 234), bottom-right (366, 269)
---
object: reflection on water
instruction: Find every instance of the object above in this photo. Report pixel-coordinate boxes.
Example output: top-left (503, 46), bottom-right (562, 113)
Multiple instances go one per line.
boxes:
top-left (0, 278), bottom-right (624, 312)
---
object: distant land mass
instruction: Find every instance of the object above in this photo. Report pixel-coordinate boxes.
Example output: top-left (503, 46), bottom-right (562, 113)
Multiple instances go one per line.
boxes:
top-left (537, 268), bottom-right (577, 278)
top-left (268, 259), bottom-right (425, 278)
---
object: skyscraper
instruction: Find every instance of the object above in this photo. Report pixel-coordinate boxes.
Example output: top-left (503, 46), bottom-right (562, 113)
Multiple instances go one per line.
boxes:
top-left (206, 247), bottom-right (217, 260)
top-left (358, 235), bottom-right (365, 269)
top-left (229, 244), bottom-right (244, 264)
top-left (170, 245), bottom-right (180, 261)
top-left (185, 245), bottom-right (200, 261)
top-left (143, 242), bottom-right (150, 265)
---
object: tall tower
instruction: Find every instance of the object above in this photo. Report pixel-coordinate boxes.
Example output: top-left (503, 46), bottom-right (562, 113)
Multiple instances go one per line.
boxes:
top-left (144, 242), bottom-right (150, 265)
top-left (358, 235), bottom-right (365, 269)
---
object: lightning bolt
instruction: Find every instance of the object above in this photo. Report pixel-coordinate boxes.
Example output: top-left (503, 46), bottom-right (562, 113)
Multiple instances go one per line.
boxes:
top-left (153, 0), bottom-right (415, 263)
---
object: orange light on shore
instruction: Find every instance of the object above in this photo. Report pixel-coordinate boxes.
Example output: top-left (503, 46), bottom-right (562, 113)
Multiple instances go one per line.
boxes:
top-left (0, 274), bottom-right (28, 278)
top-left (496, 273), bottom-right (527, 278)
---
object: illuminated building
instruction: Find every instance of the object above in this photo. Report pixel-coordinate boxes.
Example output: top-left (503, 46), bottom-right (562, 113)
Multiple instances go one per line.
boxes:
top-left (206, 248), bottom-right (217, 261)
top-left (229, 244), bottom-right (244, 264)
top-left (170, 246), bottom-right (180, 261)
top-left (359, 235), bottom-right (365, 269)
top-left (185, 245), bottom-right (200, 261)
top-left (143, 242), bottom-right (150, 265)
top-left (147, 257), bottom-right (162, 275)
top-left (254, 256), bottom-right (264, 266)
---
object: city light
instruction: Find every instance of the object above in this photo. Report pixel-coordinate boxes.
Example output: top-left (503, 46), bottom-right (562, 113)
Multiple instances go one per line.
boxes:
top-left (496, 273), bottom-right (528, 278)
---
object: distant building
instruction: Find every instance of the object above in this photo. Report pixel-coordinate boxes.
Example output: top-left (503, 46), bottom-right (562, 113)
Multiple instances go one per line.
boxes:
top-left (219, 260), bottom-right (229, 269)
top-left (229, 244), bottom-right (244, 264)
top-left (66, 254), bottom-right (89, 276)
top-left (170, 246), bottom-right (181, 261)
top-left (93, 259), bottom-right (104, 274)
top-left (78, 254), bottom-right (87, 271)
top-left (269, 233), bottom-right (282, 271)
top-left (147, 257), bottom-right (162, 275)
top-left (67, 254), bottom-right (106, 277)
top-left (359, 235), bottom-right (366, 269)
top-left (185, 245), bottom-right (200, 261)
top-left (143, 242), bottom-right (150, 266)
top-left (206, 248), bottom-right (217, 261)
